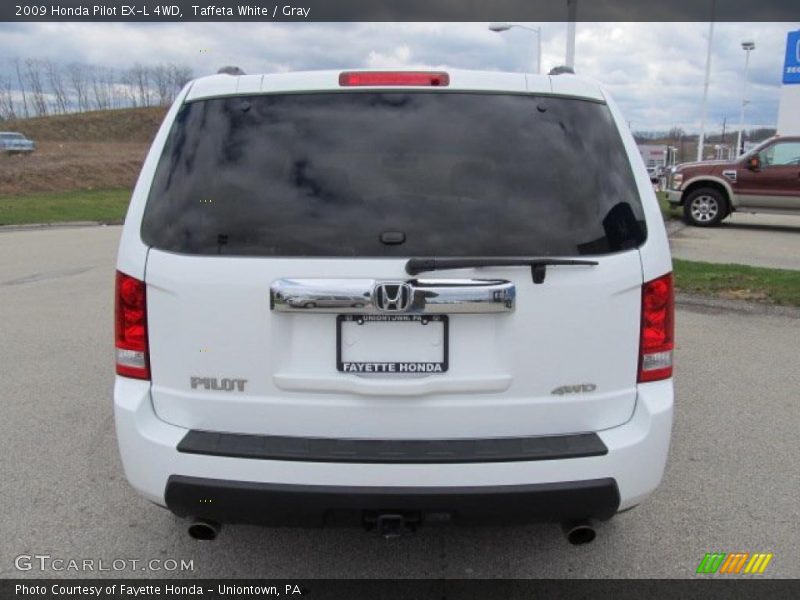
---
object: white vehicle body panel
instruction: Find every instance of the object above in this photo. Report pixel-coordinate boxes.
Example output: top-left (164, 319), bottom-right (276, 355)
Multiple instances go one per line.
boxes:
top-left (146, 250), bottom-right (642, 438)
top-left (115, 376), bottom-right (673, 509)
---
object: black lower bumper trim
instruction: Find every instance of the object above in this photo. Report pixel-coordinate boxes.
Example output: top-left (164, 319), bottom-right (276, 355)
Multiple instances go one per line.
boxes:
top-left (165, 476), bottom-right (620, 527)
top-left (177, 430), bottom-right (608, 463)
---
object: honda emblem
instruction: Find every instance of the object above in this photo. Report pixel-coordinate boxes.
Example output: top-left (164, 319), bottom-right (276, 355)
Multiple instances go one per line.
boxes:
top-left (373, 282), bottom-right (412, 312)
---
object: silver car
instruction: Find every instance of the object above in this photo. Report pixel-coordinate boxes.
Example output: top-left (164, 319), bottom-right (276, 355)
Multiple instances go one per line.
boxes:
top-left (0, 132), bottom-right (36, 154)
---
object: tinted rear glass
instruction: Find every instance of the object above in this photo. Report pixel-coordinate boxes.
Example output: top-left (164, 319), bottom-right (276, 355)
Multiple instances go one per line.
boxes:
top-left (142, 92), bottom-right (645, 256)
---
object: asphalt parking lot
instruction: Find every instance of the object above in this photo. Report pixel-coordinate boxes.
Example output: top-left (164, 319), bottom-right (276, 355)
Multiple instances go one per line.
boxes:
top-left (669, 212), bottom-right (800, 270)
top-left (1, 225), bottom-right (798, 579)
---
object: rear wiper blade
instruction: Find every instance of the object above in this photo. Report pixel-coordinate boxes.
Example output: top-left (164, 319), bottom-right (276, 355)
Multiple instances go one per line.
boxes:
top-left (405, 257), bottom-right (599, 284)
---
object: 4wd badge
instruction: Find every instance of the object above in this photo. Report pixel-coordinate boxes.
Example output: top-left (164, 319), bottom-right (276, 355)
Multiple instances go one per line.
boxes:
top-left (551, 383), bottom-right (597, 395)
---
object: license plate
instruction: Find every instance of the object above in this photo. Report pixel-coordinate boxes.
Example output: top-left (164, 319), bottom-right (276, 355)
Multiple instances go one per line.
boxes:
top-left (337, 315), bottom-right (448, 374)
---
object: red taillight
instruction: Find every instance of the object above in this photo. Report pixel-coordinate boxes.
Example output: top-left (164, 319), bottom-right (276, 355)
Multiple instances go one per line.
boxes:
top-left (115, 271), bottom-right (150, 380)
top-left (338, 71), bottom-right (450, 87)
top-left (638, 272), bottom-right (674, 383)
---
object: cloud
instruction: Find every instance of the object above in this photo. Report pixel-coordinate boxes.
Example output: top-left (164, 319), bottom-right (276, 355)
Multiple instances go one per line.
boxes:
top-left (366, 44), bottom-right (413, 68)
top-left (0, 21), bottom-right (797, 131)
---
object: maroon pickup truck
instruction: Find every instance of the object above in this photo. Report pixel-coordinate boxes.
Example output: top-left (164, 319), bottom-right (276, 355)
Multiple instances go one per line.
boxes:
top-left (667, 136), bottom-right (800, 226)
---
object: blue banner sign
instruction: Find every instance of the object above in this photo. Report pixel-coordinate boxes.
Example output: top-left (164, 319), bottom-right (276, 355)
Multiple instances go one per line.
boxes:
top-left (784, 30), bottom-right (800, 84)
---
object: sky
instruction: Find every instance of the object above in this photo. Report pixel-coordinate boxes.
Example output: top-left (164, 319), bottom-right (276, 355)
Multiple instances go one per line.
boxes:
top-left (1, 21), bottom-right (798, 132)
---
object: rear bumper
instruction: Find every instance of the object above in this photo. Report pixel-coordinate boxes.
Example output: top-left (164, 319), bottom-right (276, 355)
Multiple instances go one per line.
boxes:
top-left (165, 476), bottom-right (620, 526)
top-left (176, 429), bottom-right (609, 463)
top-left (114, 377), bottom-right (672, 524)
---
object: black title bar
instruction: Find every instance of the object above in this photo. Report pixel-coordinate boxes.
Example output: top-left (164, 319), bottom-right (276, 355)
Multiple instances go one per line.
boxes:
top-left (4, 0), bottom-right (800, 22)
top-left (4, 579), bottom-right (800, 599)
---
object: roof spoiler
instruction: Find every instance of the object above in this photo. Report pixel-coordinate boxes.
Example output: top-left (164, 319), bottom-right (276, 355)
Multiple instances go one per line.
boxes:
top-left (217, 66), bottom-right (246, 76)
top-left (548, 66), bottom-right (576, 76)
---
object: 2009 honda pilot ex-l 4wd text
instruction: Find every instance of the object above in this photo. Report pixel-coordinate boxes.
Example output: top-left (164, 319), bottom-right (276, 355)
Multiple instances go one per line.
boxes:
top-left (114, 69), bottom-right (674, 543)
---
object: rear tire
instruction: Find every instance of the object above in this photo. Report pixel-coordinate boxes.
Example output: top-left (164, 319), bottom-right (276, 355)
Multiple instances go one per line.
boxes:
top-left (683, 187), bottom-right (727, 227)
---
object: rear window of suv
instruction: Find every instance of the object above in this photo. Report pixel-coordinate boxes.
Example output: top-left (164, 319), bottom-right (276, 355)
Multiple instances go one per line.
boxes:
top-left (141, 92), bottom-right (646, 257)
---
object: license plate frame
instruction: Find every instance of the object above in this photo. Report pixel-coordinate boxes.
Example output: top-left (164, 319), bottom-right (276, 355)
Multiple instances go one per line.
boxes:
top-left (336, 314), bottom-right (449, 374)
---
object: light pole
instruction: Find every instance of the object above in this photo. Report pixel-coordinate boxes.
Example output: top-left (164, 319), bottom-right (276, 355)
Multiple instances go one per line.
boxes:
top-left (489, 22), bottom-right (542, 74)
top-left (566, 0), bottom-right (577, 69)
top-left (697, 19), bottom-right (715, 162)
top-left (736, 40), bottom-right (755, 156)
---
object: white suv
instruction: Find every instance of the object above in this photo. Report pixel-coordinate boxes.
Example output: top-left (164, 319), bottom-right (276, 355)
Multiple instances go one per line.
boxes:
top-left (114, 69), bottom-right (674, 544)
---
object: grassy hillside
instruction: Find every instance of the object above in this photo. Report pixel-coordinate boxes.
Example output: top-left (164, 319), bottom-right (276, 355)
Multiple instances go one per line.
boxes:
top-left (5, 106), bottom-right (167, 143)
top-left (0, 107), bottom-right (164, 196)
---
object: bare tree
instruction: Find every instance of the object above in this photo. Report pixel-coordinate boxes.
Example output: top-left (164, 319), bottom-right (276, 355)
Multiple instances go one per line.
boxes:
top-left (67, 62), bottom-right (90, 112)
top-left (151, 64), bottom-right (170, 105)
top-left (119, 67), bottom-right (139, 108)
top-left (130, 64), bottom-right (152, 107)
top-left (667, 126), bottom-right (686, 140)
top-left (746, 127), bottom-right (777, 143)
top-left (170, 64), bottom-right (193, 96)
top-left (45, 59), bottom-right (69, 113)
top-left (90, 65), bottom-right (117, 110)
top-left (5, 58), bottom-right (193, 117)
top-left (0, 77), bottom-right (17, 120)
top-left (102, 67), bottom-right (114, 109)
top-left (13, 57), bottom-right (29, 119)
top-left (104, 67), bottom-right (118, 108)
top-left (89, 65), bottom-right (105, 110)
top-left (130, 62), bottom-right (193, 107)
top-left (24, 58), bottom-right (49, 117)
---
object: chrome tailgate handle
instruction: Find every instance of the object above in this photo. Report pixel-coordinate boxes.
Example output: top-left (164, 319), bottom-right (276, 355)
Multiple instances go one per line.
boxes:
top-left (271, 278), bottom-right (515, 314)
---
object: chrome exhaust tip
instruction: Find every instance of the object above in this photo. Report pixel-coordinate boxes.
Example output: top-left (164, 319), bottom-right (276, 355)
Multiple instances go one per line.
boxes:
top-left (187, 518), bottom-right (221, 541)
top-left (562, 519), bottom-right (596, 545)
